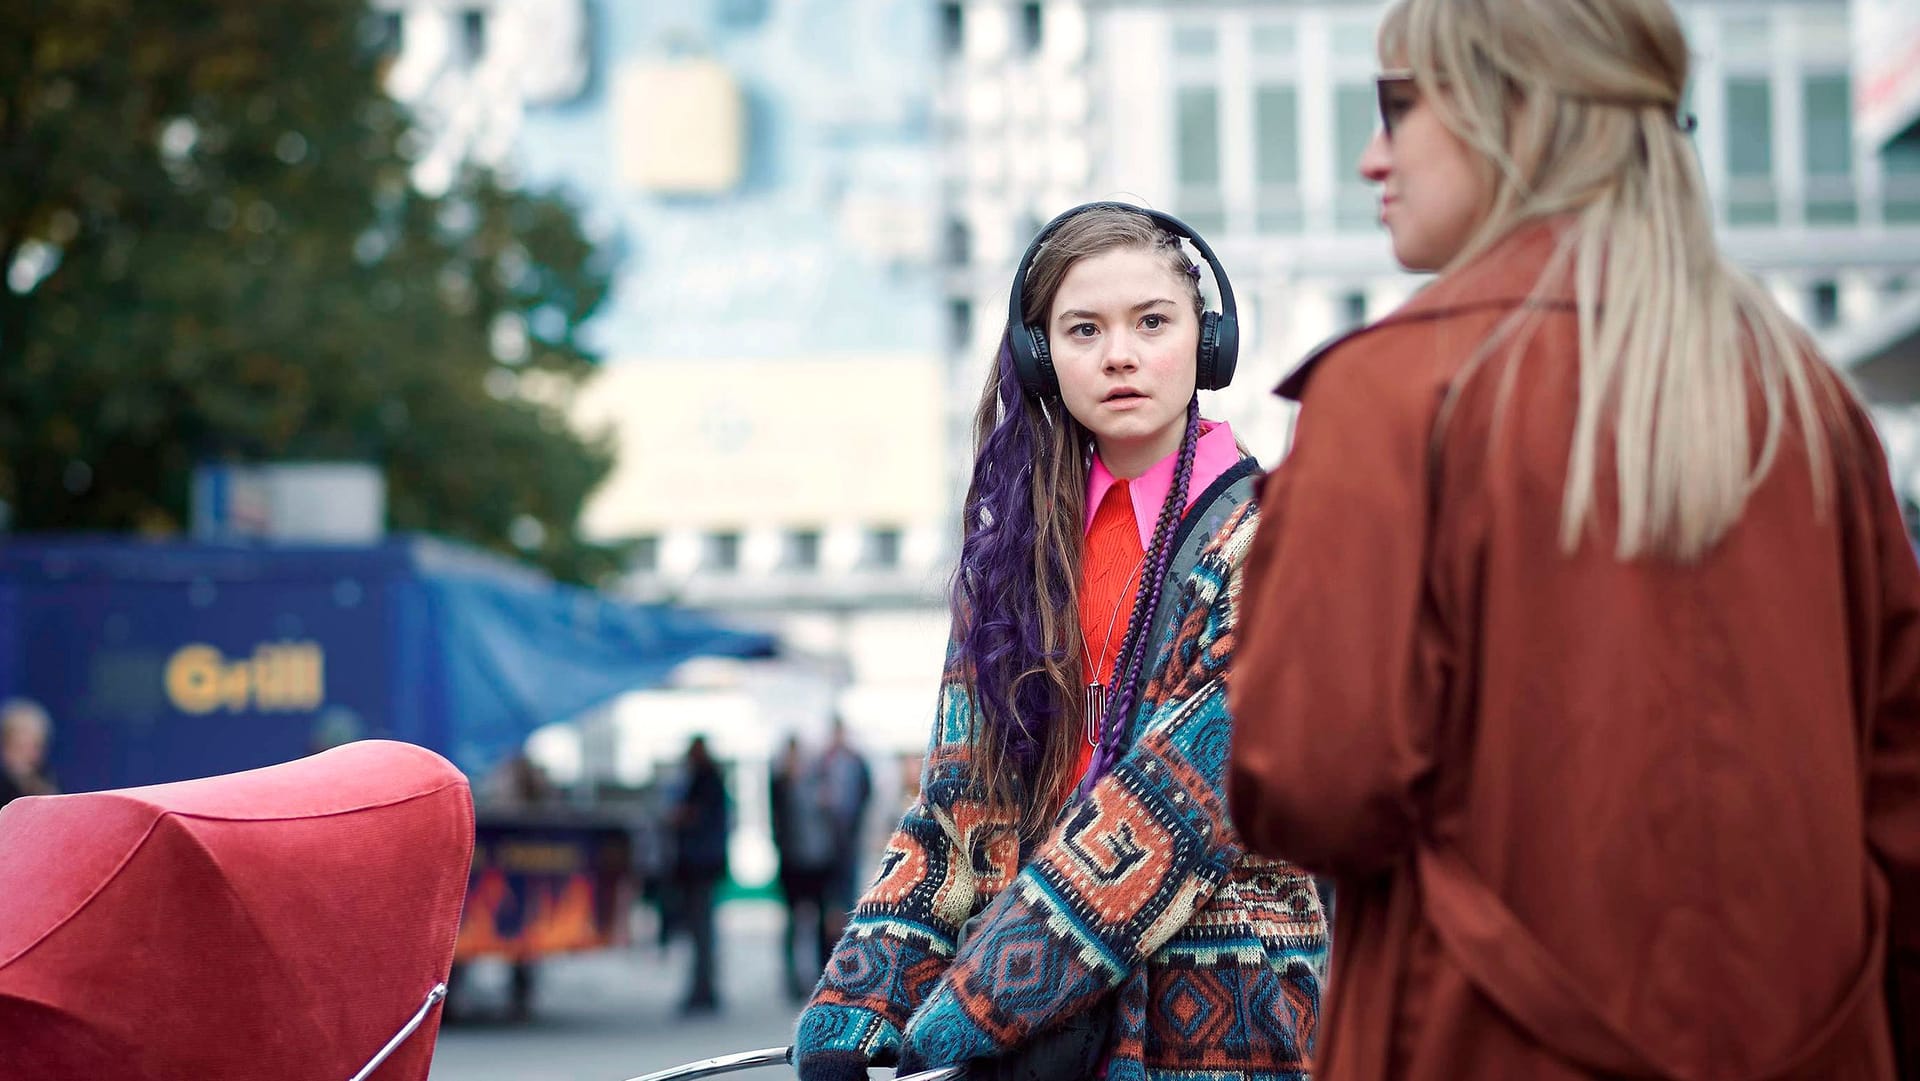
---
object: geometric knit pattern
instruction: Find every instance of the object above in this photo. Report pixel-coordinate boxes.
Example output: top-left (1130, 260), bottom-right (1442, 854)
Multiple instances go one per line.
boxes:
top-left (795, 502), bottom-right (1328, 1081)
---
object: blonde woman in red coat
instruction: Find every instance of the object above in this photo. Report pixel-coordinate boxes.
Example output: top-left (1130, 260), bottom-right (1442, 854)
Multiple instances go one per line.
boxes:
top-left (1226, 0), bottom-right (1920, 1079)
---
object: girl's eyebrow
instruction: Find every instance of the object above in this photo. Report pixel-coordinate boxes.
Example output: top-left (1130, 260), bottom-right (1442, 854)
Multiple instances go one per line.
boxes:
top-left (1054, 299), bottom-right (1179, 323)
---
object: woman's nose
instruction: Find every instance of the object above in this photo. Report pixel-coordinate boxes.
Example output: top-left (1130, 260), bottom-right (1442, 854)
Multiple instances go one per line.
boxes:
top-left (1359, 128), bottom-right (1392, 184)
top-left (1102, 335), bottom-right (1140, 371)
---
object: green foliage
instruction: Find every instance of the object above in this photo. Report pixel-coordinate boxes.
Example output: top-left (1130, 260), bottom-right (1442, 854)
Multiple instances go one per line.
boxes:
top-left (0, 0), bottom-right (624, 583)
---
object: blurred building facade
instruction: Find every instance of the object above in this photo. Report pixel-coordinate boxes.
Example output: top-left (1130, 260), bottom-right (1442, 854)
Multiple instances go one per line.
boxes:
top-left (1833, 0), bottom-right (1920, 514)
top-left (935, 0), bottom-right (1920, 482)
top-left (368, 0), bottom-right (1920, 792)
top-left (370, 0), bottom-right (956, 789)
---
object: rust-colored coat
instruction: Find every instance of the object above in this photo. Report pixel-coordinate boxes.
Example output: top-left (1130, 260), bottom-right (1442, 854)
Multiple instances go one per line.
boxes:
top-left (1227, 223), bottom-right (1920, 1081)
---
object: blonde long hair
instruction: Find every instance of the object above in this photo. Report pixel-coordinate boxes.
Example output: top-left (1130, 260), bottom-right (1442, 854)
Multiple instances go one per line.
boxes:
top-left (1382, 0), bottom-right (1847, 560)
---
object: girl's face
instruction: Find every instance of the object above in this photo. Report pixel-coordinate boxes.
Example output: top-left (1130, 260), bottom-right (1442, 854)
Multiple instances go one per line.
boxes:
top-left (1047, 246), bottom-right (1199, 477)
top-left (1359, 70), bottom-right (1495, 271)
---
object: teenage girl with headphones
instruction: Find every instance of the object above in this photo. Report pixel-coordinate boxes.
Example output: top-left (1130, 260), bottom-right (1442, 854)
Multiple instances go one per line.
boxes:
top-left (792, 203), bottom-right (1327, 1081)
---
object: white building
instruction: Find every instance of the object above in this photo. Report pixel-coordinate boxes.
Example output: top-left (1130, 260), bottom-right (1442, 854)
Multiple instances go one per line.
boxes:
top-left (371, 1), bottom-right (957, 878)
top-left (1829, 0), bottom-right (1920, 519)
top-left (934, 0), bottom-right (1920, 470)
top-left (367, 0), bottom-right (1920, 839)
top-left (367, 0), bottom-right (592, 195)
top-left (570, 353), bottom-right (954, 728)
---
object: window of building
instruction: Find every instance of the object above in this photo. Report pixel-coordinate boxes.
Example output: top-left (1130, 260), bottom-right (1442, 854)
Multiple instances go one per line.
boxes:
top-left (1885, 136), bottom-right (1920, 224)
top-left (864, 527), bottom-right (903, 569)
top-left (1021, 2), bottom-right (1043, 54)
top-left (1255, 85), bottom-right (1302, 233)
top-left (460, 9), bottom-right (486, 64)
top-left (1176, 85), bottom-right (1224, 233)
top-left (1809, 281), bottom-right (1840, 330)
top-left (949, 297), bottom-right (973, 351)
top-left (1334, 84), bottom-right (1379, 231)
top-left (630, 534), bottom-right (661, 574)
top-left (1720, 14), bottom-right (1772, 61)
top-left (945, 216), bottom-right (970, 267)
top-left (1173, 26), bottom-right (1217, 58)
top-left (783, 529), bottom-right (821, 571)
top-left (1342, 290), bottom-right (1369, 328)
top-left (717, 0), bottom-right (770, 28)
top-left (1803, 74), bottom-right (1856, 225)
top-left (1177, 86), bottom-right (1221, 186)
top-left (1724, 77), bottom-right (1776, 225)
top-left (1798, 8), bottom-right (1853, 63)
top-left (1251, 24), bottom-right (1295, 57)
top-left (704, 531), bottom-right (740, 573)
top-left (939, 3), bottom-right (963, 57)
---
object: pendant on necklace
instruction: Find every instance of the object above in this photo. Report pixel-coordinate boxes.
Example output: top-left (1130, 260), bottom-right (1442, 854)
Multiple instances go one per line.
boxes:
top-left (1084, 681), bottom-right (1107, 747)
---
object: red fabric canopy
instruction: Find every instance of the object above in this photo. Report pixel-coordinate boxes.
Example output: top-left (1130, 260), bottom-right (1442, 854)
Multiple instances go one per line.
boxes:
top-left (0, 740), bottom-right (473, 1081)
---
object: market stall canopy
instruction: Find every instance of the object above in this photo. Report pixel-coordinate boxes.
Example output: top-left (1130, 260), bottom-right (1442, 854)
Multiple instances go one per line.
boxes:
top-left (0, 534), bottom-right (779, 790)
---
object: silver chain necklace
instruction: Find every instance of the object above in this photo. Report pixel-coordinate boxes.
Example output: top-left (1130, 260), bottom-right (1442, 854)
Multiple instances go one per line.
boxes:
top-left (1080, 550), bottom-right (1148, 748)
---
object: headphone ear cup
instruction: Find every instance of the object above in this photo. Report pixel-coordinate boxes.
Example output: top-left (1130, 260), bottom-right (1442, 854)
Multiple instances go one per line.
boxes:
top-left (1029, 326), bottom-right (1057, 396)
top-left (1009, 323), bottom-right (1042, 394)
top-left (1010, 322), bottom-right (1058, 395)
top-left (1197, 311), bottom-right (1221, 390)
top-left (1199, 312), bottom-right (1239, 391)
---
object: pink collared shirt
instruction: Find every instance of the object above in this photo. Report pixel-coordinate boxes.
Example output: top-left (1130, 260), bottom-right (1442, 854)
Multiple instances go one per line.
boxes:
top-left (1085, 420), bottom-right (1244, 548)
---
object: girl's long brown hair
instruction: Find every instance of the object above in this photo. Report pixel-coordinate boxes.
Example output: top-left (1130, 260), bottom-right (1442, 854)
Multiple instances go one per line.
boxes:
top-left (954, 207), bottom-right (1203, 839)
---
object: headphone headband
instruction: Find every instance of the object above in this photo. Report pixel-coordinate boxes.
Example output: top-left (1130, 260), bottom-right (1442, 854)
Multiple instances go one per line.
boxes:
top-left (1005, 201), bottom-right (1240, 395)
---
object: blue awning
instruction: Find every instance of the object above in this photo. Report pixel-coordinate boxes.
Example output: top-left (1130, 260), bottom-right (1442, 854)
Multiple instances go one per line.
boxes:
top-left (0, 534), bottom-right (777, 788)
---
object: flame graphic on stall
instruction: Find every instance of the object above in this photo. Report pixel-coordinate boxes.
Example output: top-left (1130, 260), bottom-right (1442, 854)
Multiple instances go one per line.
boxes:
top-left (455, 869), bottom-right (622, 961)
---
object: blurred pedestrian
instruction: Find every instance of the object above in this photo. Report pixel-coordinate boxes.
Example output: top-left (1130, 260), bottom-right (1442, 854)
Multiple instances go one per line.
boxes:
top-left (771, 735), bottom-right (836, 1000)
top-left (793, 203), bottom-right (1325, 1081)
top-left (668, 735), bottom-right (729, 1015)
top-left (0, 699), bottom-right (58, 810)
top-left (467, 751), bottom-right (556, 1021)
top-left (1228, 2), bottom-right (1920, 1079)
top-left (814, 718), bottom-right (872, 945)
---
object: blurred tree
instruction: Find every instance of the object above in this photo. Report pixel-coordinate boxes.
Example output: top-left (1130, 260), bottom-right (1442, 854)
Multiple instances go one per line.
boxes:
top-left (0, 0), bottom-right (624, 582)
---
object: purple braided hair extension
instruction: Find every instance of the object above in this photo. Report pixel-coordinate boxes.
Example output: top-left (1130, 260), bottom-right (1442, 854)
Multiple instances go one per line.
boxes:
top-left (1076, 394), bottom-right (1202, 797)
top-left (949, 337), bottom-right (1077, 768)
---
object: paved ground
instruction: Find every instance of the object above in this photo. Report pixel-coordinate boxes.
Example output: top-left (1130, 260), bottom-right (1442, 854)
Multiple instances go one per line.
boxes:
top-left (428, 901), bottom-right (808, 1081)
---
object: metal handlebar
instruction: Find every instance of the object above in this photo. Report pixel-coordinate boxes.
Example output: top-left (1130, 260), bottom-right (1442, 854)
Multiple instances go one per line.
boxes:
top-left (621, 1047), bottom-right (790, 1081)
top-left (348, 983), bottom-right (448, 1081)
top-left (620, 1047), bottom-right (964, 1081)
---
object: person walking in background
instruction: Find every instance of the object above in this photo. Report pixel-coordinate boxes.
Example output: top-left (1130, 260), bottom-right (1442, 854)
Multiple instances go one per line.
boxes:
top-left (1227, 1), bottom-right (1920, 1078)
top-left (793, 203), bottom-right (1325, 1081)
top-left (772, 734), bottom-right (838, 1000)
top-left (0, 699), bottom-right (58, 810)
top-left (668, 734), bottom-right (730, 1016)
top-left (475, 752), bottom-right (555, 1021)
top-left (814, 717), bottom-right (871, 947)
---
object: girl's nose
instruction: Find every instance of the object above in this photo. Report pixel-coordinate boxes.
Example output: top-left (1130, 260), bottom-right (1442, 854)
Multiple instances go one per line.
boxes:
top-left (1102, 335), bottom-right (1140, 372)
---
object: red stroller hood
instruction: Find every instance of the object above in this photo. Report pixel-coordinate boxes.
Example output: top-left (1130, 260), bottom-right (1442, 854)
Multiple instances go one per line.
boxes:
top-left (0, 740), bottom-right (474, 1081)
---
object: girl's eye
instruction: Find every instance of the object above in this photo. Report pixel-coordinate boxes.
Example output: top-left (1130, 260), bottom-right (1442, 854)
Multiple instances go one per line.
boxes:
top-left (1069, 323), bottom-right (1097, 338)
top-left (1141, 314), bottom-right (1167, 330)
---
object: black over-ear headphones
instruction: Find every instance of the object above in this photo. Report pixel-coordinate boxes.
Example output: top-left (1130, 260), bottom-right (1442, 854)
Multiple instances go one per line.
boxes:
top-left (1006, 201), bottom-right (1239, 397)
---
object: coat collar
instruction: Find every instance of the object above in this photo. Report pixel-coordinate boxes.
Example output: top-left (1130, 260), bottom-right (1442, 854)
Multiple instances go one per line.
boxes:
top-left (1275, 219), bottom-right (1580, 402)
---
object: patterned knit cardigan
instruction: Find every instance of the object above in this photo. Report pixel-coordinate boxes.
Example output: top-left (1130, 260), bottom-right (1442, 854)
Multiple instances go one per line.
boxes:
top-left (794, 502), bottom-right (1328, 1081)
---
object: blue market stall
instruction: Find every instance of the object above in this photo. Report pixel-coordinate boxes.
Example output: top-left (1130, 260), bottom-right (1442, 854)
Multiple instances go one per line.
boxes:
top-left (0, 533), bottom-right (776, 792)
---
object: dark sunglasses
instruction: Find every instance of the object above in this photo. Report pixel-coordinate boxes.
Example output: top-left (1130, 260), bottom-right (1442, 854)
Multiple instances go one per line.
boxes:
top-left (1375, 69), bottom-right (1417, 136)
